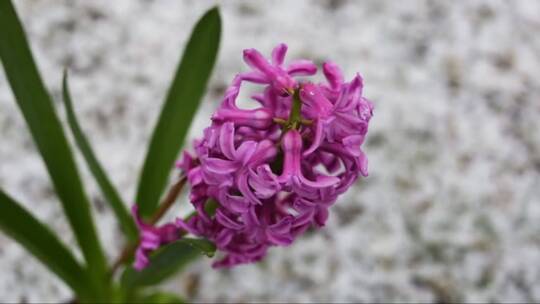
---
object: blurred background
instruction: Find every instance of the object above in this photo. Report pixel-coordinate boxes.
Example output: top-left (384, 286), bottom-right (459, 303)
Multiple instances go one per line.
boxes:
top-left (1, 0), bottom-right (540, 302)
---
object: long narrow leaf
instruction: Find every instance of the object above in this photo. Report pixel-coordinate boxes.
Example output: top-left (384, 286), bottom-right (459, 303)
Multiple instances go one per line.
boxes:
top-left (62, 71), bottom-right (138, 242)
top-left (0, 190), bottom-right (89, 299)
top-left (121, 238), bottom-right (216, 289)
top-left (0, 1), bottom-right (108, 298)
top-left (135, 7), bottom-right (221, 217)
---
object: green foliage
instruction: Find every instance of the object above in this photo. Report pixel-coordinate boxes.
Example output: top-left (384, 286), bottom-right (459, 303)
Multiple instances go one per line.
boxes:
top-left (135, 7), bottom-right (221, 217)
top-left (121, 238), bottom-right (216, 290)
top-left (0, 190), bottom-right (90, 299)
top-left (0, 1), bottom-right (221, 301)
top-left (62, 71), bottom-right (138, 242)
top-left (138, 292), bottom-right (186, 303)
top-left (0, 0), bottom-right (109, 299)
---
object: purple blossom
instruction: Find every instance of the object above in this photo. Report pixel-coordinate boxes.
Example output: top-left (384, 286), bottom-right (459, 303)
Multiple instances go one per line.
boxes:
top-left (238, 43), bottom-right (317, 96)
top-left (133, 43), bottom-right (373, 269)
top-left (277, 129), bottom-right (340, 189)
top-left (131, 205), bottom-right (183, 270)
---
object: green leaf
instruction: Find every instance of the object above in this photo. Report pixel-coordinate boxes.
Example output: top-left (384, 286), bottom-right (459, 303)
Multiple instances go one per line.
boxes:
top-left (135, 7), bottom-right (221, 217)
top-left (121, 238), bottom-right (216, 289)
top-left (182, 237), bottom-right (217, 258)
top-left (137, 292), bottom-right (186, 304)
top-left (0, 190), bottom-right (90, 299)
top-left (0, 1), bottom-right (108, 298)
top-left (62, 71), bottom-right (138, 242)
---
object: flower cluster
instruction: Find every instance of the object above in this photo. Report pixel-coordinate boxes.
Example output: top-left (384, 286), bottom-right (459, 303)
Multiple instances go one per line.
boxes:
top-left (134, 43), bottom-right (373, 269)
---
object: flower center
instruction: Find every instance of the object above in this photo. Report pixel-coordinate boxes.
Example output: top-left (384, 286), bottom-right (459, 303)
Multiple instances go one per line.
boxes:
top-left (284, 89), bottom-right (303, 131)
top-left (273, 86), bottom-right (312, 133)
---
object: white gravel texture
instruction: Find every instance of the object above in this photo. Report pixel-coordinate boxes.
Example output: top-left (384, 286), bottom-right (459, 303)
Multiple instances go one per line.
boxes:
top-left (1, 0), bottom-right (540, 302)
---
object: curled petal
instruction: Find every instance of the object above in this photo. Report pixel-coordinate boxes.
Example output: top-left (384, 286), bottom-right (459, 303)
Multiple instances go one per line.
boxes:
top-left (133, 205), bottom-right (179, 248)
top-left (342, 135), bottom-right (365, 157)
top-left (243, 206), bottom-right (261, 227)
top-left (158, 223), bottom-right (182, 243)
top-left (201, 167), bottom-right (230, 186)
top-left (269, 216), bottom-right (293, 235)
top-left (338, 112), bottom-right (366, 130)
top-left (298, 174), bottom-right (339, 189)
top-left (293, 198), bottom-right (316, 211)
top-left (286, 59), bottom-right (317, 76)
top-left (267, 218), bottom-right (294, 245)
top-left (300, 82), bottom-right (334, 119)
top-left (251, 139), bottom-right (278, 167)
top-left (314, 207), bottom-right (329, 227)
top-left (176, 151), bottom-right (195, 172)
top-left (212, 249), bottom-right (266, 268)
top-left (203, 127), bottom-right (218, 149)
top-left (237, 243), bottom-right (268, 258)
top-left (215, 229), bottom-right (234, 247)
top-left (267, 229), bottom-right (293, 246)
top-left (175, 218), bottom-right (198, 235)
top-left (294, 199), bottom-right (329, 227)
top-left (320, 186), bottom-right (338, 204)
top-left (219, 122), bottom-right (236, 160)
top-left (140, 230), bottom-right (160, 250)
top-left (248, 165), bottom-right (280, 199)
top-left (293, 209), bottom-right (315, 228)
top-left (271, 43), bottom-right (288, 66)
top-left (348, 73), bottom-right (364, 97)
top-left (216, 209), bottom-right (244, 230)
top-left (272, 74), bottom-right (297, 96)
top-left (236, 141), bottom-right (258, 166)
top-left (187, 185), bottom-right (207, 206)
top-left (323, 61), bottom-right (344, 90)
top-left (213, 107), bottom-right (273, 129)
top-left (243, 48), bottom-right (274, 75)
top-left (358, 97), bottom-right (374, 122)
top-left (132, 205), bottom-right (146, 228)
top-left (318, 151), bottom-right (341, 174)
top-left (222, 193), bottom-right (250, 213)
top-left (243, 47), bottom-right (296, 95)
top-left (132, 205), bottom-right (182, 271)
top-left (358, 149), bottom-right (369, 177)
top-left (187, 166), bottom-right (203, 186)
top-left (238, 171), bottom-right (262, 205)
top-left (257, 87), bottom-right (281, 113)
top-left (241, 71), bottom-right (268, 84)
top-left (205, 158), bottom-right (238, 174)
top-left (303, 118), bottom-right (325, 156)
top-left (134, 248), bottom-right (149, 271)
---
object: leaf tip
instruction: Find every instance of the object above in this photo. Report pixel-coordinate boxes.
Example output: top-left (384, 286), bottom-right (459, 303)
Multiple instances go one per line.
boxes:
top-left (203, 6), bottom-right (221, 25)
top-left (62, 68), bottom-right (68, 85)
top-left (208, 6), bottom-right (220, 16)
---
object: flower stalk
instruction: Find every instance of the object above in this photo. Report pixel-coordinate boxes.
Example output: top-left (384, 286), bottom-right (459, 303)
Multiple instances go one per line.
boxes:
top-left (284, 89), bottom-right (303, 131)
top-left (110, 175), bottom-right (187, 276)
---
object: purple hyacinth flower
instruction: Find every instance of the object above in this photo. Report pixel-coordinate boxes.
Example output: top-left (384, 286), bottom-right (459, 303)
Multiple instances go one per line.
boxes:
top-left (132, 205), bottom-right (183, 270)
top-left (135, 43), bottom-right (373, 270)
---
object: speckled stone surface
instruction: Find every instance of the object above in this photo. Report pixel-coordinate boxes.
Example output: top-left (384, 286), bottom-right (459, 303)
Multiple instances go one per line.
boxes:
top-left (1, 0), bottom-right (540, 302)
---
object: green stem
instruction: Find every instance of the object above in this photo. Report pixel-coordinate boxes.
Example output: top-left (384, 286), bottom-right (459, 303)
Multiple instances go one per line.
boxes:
top-left (109, 175), bottom-right (186, 277)
top-left (284, 89), bottom-right (303, 131)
